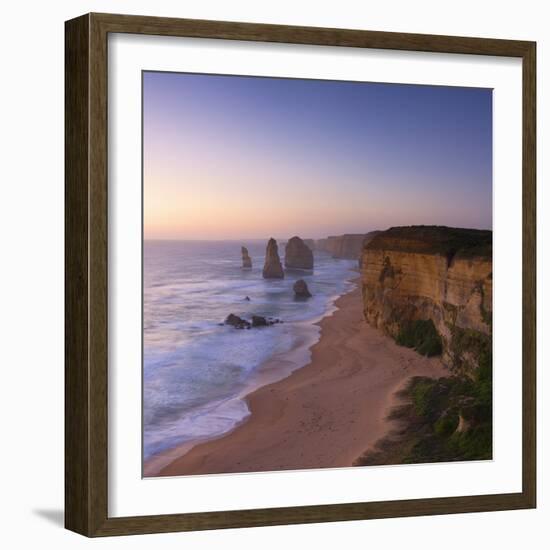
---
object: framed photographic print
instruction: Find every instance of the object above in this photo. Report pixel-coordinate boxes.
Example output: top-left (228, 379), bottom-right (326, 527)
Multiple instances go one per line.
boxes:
top-left (65, 13), bottom-right (536, 537)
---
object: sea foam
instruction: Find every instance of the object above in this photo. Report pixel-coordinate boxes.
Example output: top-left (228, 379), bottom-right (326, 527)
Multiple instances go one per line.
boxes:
top-left (143, 240), bottom-right (356, 462)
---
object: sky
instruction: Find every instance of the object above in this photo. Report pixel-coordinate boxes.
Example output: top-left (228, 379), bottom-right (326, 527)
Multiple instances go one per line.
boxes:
top-left (143, 71), bottom-right (492, 240)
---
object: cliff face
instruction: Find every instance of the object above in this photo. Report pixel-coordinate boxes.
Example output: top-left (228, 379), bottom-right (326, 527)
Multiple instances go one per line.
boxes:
top-left (316, 231), bottom-right (380, 260)
top-left (360, 226), bottom-right (492, 372)
top-left (285, 236), bottom-right (314, 270)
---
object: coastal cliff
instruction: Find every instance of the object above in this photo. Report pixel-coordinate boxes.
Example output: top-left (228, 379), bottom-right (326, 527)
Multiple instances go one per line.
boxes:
top-left (354, 226), bottom-right (493, 466)
top-left (360, 226), bottom-right (492, 373)
top-left (317, 231), bottom-right (380, 260)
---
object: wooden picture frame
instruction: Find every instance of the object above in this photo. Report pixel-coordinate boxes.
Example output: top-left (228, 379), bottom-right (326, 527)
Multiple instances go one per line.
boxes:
top-left (65, 12), bottom-right (536, 537)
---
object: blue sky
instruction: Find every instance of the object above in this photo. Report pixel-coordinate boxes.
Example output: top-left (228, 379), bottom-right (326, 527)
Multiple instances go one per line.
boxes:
top-left (144, 71), bottom-right (492, 240)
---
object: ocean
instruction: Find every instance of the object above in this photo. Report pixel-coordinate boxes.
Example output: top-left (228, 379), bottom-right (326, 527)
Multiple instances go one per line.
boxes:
top-left (143, 240), bottom-right (357, 464)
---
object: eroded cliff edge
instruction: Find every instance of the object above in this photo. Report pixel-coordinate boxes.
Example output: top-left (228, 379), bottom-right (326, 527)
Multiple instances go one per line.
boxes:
top-left (360, 226), bottom-right (492, 373)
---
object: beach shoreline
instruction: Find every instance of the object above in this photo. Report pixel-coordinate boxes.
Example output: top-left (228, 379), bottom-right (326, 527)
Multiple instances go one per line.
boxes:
top-left (143, 279), bottom-right (351, 477)
top-left (148, 280), bottom-right (447, 477)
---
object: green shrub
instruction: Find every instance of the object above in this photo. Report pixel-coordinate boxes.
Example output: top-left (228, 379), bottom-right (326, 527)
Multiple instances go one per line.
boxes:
top-left (448, 423), bottom-right (492, 460)
top-left (355, 370), bottom-right (493, 466)
top-left (449, 326), bottom-right (491, 372)
top-left (396, 319), bottom-right (442, 356)
top-left (434, 412), bottom-right (459, 436)
top-left (411, 379), bottom-right (436, 416)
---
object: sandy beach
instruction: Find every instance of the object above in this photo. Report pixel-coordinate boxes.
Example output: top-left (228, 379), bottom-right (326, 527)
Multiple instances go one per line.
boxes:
top-left (155, 281), bottom-right (446, 477)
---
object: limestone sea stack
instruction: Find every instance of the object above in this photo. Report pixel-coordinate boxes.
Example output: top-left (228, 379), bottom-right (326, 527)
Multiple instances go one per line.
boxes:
top-left (241, 246), bottom-right (252, 268)
top-left (284, 236), bottom-right (314, 270)
top-left (262, 238), bottom-right (284, 279)
top-left (293, 279), bottom-right (312, 299)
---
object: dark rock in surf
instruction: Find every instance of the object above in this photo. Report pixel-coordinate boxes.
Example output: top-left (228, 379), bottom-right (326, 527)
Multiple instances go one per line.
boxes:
top-left (252, 315), bottom-right (268, 327)
top-left (224, 313), bottom-right (282, 329)
top-left (224, 313), bottom-right (251, 329)
top-left (293, 279), bottom-right (312, 299)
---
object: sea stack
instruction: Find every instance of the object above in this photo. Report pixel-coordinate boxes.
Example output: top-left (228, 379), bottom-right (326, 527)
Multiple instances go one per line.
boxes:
top-left (241, 246), bottom-right (252, 269)
top-left (284, 236), bottom-right (314, 270)
top-left (293, 279), bottom-right (312, 299)
top-left (262, 238), bottom-right (284, 279)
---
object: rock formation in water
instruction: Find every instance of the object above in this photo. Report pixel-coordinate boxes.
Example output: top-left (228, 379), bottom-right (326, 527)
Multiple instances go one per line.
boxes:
top-left (241, 246), bottom-right (252, 269)
top-left (284, 236), bottom-right (314, 270)
top-left (262, 238), bottom-right (285, 279)
top-left (224, 313), bottom-right (281, 329)
top-left (224, 313), bottom-right (251, 329)
top-left (293, 279), bottom-right (312, 299)
top-left (316, 231), bottom-right (381, 260)
top-left (360, 226), bottom-right (492, 373)
top-left (251, 315), bottom-right (268, 327)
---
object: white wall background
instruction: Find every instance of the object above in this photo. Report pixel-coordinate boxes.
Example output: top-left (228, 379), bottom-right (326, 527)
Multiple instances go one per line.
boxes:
top-left (0, 0), bottom-right (546, 548)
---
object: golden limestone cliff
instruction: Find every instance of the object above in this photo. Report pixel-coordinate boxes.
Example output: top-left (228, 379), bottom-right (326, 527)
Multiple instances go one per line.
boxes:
top-left (360, 226), bottom-right (492, 373)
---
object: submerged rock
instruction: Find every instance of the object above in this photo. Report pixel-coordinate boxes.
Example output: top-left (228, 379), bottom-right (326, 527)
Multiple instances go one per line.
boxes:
top-left (252, 315), bottom-right (268, 327)
top-left (262, 238), bottom-right (284, 279)
top-left (285, 236), bottom-right (314, 270)
top-left (224, 313), bottom-right (281, 329)
top-left (293, 279), bottom-right (312, 298)
top-left (241, 246), bottom-right (252, 269)
top-left (225, 313), bottom-right (282, 330)
top-left (224, 313), bottom-right (251, 329)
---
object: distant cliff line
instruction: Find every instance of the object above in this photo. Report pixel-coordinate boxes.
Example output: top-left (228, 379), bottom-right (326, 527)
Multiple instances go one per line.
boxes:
top-left (315, 231), bottom-right (381, 260)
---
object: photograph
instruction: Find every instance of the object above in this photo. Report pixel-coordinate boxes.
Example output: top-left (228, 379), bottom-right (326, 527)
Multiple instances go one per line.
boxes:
top-left (142, 71), bottom-right (493, 478)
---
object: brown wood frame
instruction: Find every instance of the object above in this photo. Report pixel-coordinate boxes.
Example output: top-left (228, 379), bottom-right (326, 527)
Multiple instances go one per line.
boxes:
top-left (65, 12), bottom-right (536, 537)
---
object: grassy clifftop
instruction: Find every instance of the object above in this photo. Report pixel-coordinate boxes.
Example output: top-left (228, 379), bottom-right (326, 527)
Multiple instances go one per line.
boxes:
top-left (365, 225), bottom-right (492, 261)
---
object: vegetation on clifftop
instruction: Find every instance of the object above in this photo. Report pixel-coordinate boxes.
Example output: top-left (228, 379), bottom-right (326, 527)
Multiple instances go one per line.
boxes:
top-left (365, 225), bottom-right (492, 261)
top-left (354, 360), bottom-right (493, 466)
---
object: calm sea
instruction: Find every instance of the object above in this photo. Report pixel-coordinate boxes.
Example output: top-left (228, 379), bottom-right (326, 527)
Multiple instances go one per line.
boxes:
top-left (143, 240), bottom-right (356, 462)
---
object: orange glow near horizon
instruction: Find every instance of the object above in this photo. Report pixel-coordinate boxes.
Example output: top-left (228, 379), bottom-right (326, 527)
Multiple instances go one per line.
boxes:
top-left (143, 73), bottom-right (492, 240)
